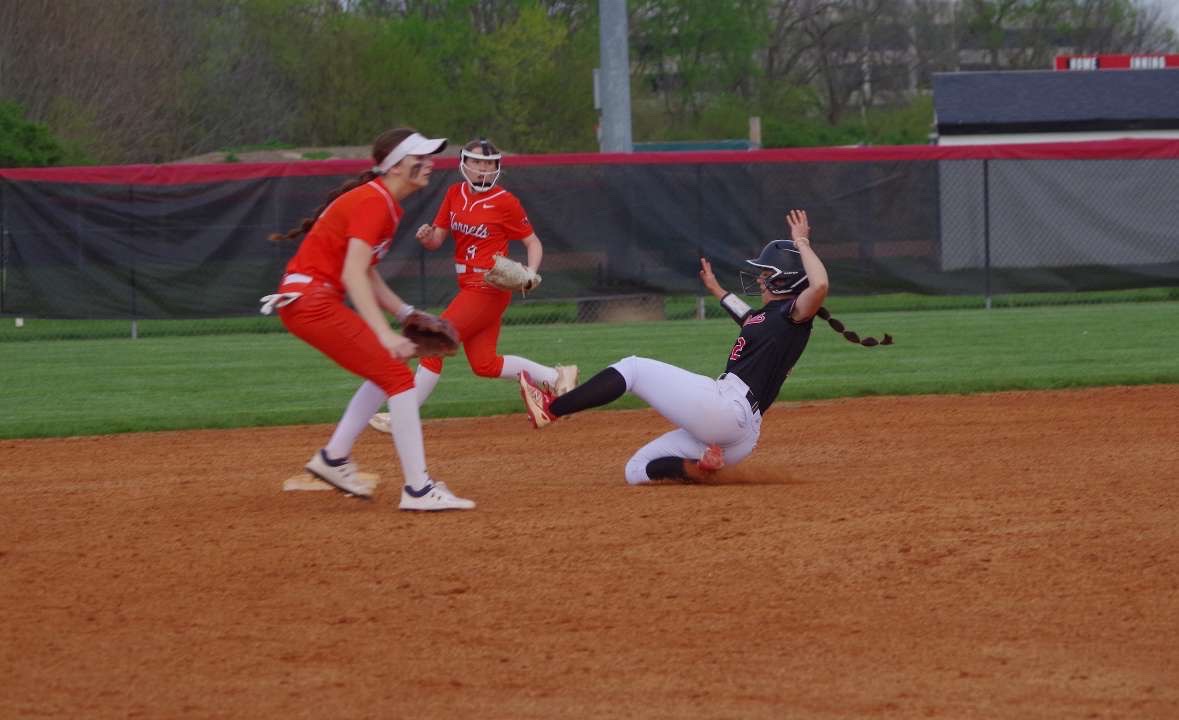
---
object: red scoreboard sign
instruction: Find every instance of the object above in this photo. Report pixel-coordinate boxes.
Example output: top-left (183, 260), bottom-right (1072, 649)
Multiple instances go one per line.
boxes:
top-left (1055, 54), bottom-right (1179, 70)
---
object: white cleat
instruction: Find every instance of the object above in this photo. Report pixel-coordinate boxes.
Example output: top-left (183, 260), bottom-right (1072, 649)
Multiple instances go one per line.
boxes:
top-left (399, 480), bottom-right (476, 511)
top-left (553, 364), bottom-right (579, 396)
top-left (304, 449), bottom-right (373, 499)
top-left (368, 412), bottom-right (391, 433)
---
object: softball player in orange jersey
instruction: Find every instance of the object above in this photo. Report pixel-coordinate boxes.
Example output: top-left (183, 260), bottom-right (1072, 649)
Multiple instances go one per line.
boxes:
top-left (263, 127), bottom-right (474, 511)
top-left (368, 138), bottom-right (576, 433)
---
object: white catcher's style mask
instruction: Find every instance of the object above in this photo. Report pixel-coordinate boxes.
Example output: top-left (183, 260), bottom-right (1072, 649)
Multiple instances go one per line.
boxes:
top-left (460, 139), bottom-right (502, 192)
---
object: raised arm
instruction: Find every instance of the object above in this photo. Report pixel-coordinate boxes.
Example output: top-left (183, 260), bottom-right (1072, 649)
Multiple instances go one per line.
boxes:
top-left (786, 210), bottom-right (829, 322)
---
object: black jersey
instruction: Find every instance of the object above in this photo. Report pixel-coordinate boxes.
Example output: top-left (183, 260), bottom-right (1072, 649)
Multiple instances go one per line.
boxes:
top-left (723, 298), bottom-right (812, 413)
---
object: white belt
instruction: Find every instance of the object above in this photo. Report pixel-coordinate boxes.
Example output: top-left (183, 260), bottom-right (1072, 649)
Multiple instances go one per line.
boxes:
top-left (455, 263), bottom-right (490, 274)
top-left (282, 273), bottom-right (314, 284)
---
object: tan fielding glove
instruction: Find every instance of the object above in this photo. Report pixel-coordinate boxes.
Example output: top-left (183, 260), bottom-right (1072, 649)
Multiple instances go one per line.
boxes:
top-left (484, 255), bottom-right (541, 293)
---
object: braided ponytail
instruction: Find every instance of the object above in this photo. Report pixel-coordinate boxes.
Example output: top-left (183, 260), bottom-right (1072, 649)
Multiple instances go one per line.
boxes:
top-left (268, 127), bottom-right (417, 243)
top-left (268, 171), bottom-right (380, 242)
top-left (816, 307), bottom-right (893, 347)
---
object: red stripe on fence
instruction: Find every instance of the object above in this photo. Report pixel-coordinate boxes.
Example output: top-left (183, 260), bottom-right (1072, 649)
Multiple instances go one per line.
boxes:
top-left (4, 138), bottom-right (1179, 185)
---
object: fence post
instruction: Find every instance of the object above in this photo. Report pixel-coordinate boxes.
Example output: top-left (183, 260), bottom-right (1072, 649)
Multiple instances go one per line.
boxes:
top-left (983, 158), bottom-right (992, 310)
top-left (130, 265), bottom-right (139, 339)
top-left (0, 221), bottom-right (6, 315)
top-left (696, 295), bottom-right (706, 320)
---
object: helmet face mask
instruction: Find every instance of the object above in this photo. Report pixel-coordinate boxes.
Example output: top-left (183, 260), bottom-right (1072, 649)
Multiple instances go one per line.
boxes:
top-left (460, 139), bottom-right (502, 192)
top-left (741, 239), bottom-right (808, 297)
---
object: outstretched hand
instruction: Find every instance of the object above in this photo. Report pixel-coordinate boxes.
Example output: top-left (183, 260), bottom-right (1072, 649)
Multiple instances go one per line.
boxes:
top-left (698, 257), bottom-right (723, 294)
top-left (787, 209), bottom-right (810, 244)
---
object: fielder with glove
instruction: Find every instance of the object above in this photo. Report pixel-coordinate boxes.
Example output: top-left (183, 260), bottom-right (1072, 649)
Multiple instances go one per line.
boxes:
top-left (263, 126), bottom-right (475, 511)
top-left (369, 137), bottom-right (576, 434)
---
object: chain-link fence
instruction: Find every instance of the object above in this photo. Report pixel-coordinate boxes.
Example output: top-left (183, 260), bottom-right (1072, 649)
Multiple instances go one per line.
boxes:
top-left (3, 142), bottom-right (1177, 339)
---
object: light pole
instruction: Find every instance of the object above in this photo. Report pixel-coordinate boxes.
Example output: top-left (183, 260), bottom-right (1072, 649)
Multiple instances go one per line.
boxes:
top-left (597, 0), bottom-right (633, 153)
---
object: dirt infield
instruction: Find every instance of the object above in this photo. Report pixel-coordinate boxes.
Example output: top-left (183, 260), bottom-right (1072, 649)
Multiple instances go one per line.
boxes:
top-left (3, 385), bottom-right (1178, 719)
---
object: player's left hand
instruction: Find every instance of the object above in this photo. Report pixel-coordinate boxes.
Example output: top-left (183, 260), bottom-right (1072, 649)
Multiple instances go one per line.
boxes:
top-left (787, 209), bottom-right (810, 244)
top-left (698, 257), bottom-right (722, 293)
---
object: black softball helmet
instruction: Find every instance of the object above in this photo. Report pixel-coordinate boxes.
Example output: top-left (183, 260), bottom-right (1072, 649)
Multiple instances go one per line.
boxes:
top-left (739, 239), bottom-right (808, 296)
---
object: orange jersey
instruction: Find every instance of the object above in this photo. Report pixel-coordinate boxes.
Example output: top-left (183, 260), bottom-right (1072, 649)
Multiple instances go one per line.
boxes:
top-left (433, 183), bottom-right (532, 269)
top-left (285, 180), bottom-right (403, 283)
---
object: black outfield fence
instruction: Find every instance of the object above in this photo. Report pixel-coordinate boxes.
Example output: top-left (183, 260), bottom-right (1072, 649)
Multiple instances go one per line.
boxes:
top-left (2, 140), bottom-right (1178, 322)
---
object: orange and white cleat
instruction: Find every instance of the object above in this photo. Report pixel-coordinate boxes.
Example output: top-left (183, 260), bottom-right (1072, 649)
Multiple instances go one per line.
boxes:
top-left (552, 364), bottom-right (579, 396)
top-left (697, 443), bottom-right (725, 472)
top-left (519, 371), bottom-right (558, 428)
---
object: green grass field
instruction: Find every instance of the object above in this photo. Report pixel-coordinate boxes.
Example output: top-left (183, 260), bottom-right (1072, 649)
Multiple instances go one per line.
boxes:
top-left (3, 286), bottom-right (1177, 342)
top-left (2, 300), bottom-right (1177, 439)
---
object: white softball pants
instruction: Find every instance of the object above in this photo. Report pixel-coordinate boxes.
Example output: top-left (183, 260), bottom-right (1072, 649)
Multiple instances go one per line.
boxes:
top-left (610, 356), bottom-right (762, 485)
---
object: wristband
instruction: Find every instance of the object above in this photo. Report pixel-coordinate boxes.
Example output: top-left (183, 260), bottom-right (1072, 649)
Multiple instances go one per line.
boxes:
top-left (395, 304), bottom-right (415, 321)
top-left (720, 293), bottom-right (752, 322)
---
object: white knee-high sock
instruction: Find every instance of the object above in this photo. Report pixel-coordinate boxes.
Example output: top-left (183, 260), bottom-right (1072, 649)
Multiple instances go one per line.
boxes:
top-left (500, 355), bottom-right (557, 387)
top-left (325, 381), bottom-right (388, 459)
top-left (414, 365), bottom-right (441, 407)
top-left (386, 388), bottom-right (431, 491)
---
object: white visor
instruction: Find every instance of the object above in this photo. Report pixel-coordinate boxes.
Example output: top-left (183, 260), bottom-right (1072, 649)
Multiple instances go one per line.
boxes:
top-left (373, 133), bottom-right (448, 174)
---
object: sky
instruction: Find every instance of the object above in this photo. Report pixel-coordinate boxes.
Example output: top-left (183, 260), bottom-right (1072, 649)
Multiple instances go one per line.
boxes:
top-left (1153, 0), bottom-right (1179, 32)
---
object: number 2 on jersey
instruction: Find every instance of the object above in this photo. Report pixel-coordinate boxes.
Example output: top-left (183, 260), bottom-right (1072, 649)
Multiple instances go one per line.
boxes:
top-left (729, 337), bottom-right (746, 361)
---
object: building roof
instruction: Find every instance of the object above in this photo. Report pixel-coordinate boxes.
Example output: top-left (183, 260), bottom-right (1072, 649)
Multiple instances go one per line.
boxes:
top-left (933, 69), bottom-right (1179, 135)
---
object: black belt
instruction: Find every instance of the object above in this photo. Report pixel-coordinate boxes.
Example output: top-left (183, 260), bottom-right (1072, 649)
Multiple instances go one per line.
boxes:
top-left (718, 373), bottom-right (760, 415)
top-left (746, 391), bottom-right (760, 415)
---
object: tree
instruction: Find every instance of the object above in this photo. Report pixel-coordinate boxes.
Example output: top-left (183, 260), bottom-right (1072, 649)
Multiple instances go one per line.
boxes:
top-left (0, 102), bottom-right (87, 167)
top-left (956, 0), bottom-right (1176, 70)
top-left (0, 0), bottom-right (213, 162)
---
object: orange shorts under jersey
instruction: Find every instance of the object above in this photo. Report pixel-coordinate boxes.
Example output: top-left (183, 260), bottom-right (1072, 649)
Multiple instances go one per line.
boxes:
top-left (419, 281), bottom-right (512, 377)
top-left (278, 280), bottom-right (414, 397)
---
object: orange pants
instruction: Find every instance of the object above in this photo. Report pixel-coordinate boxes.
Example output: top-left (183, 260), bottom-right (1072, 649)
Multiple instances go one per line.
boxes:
top-left (278, 281), bottom-right (414, 397)
top-left (419, 283), bottom-right (512, 377)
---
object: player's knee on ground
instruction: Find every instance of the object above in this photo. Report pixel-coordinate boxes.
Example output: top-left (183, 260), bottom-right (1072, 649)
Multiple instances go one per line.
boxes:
top-left (625, 455), bottom-right (656, 485)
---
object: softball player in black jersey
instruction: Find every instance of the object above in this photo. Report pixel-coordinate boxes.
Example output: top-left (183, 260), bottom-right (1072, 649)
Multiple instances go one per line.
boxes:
top-left (520, 209), bottom-right (893, 484)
